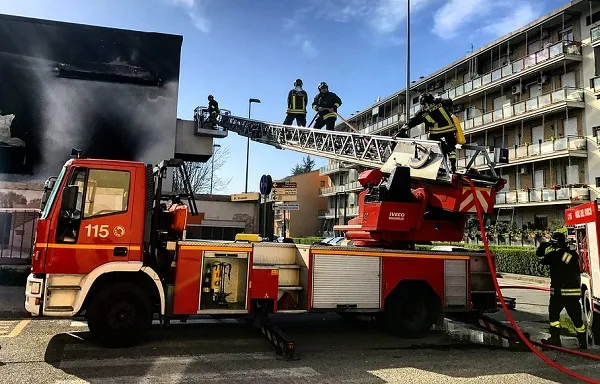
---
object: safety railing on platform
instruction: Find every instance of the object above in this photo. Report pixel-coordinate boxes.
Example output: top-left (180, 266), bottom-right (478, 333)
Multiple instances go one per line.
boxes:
top-left (0, 208), bottom-right (39, 265)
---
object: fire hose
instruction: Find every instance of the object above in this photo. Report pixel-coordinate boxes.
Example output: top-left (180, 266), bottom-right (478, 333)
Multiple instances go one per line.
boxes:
top-left (465, 177), bottom-right (600, 383)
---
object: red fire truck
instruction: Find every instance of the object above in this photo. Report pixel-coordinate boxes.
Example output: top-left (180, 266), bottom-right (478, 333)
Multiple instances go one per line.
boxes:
top-left (565, 201), bottom-right (600, 345)
top-left (25, 112), bottom-right (511, 353)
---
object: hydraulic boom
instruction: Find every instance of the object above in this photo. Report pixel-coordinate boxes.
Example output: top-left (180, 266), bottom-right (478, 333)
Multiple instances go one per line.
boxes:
top-left (194, 106), bottom-right (508, 248)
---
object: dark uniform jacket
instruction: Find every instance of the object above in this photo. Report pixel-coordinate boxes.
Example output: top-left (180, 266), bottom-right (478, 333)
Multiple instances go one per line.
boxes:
top-left (208, 100), bottom-right (220, 115)
top-left (536, 242), bottom-right (581, 296)
top-left (287, 89), bottom-right (308, 114)
top-left (407, 98), bottom-right (456, 134)
top-left (312, 91), bottom-right (342, 120)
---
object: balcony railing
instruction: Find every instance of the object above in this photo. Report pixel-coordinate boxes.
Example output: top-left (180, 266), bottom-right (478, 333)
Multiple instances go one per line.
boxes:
top-left (319, 185), bottom-right (345, 196)
top-left (495, 186), bottom-right (590, 205)
top-left (344, 181), bottom-right (362, 191)
top-left (318, 206), bottom-right (360, 218)
top-left (425, 41), bottom-right (581, 111)
top-left (458, 136), bottom-right (587, 168)
top-left (319, 162), bottom-right (346, 175)
top-left (592, 76), bottom-right (600, 93)
top-left (359, 114), bottom-right (404, 134)
top-left (591, 25), bottom-right (600, 43)
top-left (462, 87), bottom-right (583, 132)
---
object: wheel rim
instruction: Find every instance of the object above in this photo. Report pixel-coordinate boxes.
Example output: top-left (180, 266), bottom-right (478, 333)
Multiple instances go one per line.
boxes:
top-left (108, 300), bottom-right (137, 330)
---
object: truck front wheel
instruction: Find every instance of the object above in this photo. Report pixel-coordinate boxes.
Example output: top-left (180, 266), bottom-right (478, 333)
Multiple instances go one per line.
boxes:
top-left (87, 282), bottom-right (153, 348)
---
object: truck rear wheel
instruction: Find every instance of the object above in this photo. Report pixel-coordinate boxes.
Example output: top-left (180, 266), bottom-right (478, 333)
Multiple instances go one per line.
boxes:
top-left (87, 282), bottom-right (153, 348)
top-left (384, 290), bottom-right (437, 338)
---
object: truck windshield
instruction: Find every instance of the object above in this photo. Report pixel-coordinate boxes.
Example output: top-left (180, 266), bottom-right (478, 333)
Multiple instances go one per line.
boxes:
top-left (40, 166), bottom-right (66, 219)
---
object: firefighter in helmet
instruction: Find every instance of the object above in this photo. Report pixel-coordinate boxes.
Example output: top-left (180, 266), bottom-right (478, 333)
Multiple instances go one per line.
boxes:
top-left (536, 231), bottom-right (587, 349)
top-left (207, 94), bottom-right (220, 127)
top-left (394, 93), bottom-right (458, 173)
top-left (312, 82), bottom-right (342, 131)
top-left (283, 79), bottom-right (308, 127)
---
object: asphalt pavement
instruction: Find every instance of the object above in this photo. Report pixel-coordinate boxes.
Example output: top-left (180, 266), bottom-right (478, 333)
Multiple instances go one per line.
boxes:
top-left (0, 278), bottom-right (599, 383)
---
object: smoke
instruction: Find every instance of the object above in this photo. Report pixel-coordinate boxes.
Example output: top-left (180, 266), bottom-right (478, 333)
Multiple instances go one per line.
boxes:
top-left (0, 51), bottom-right (178, 181)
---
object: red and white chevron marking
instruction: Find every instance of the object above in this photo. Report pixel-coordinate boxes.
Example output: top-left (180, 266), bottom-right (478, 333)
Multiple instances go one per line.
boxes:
top-left (459, 187), bottom-right (491, 213)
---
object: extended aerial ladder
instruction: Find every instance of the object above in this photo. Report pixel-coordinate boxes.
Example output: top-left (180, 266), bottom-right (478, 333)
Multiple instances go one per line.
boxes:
top-left (194, 106), bottom-right (509, 248)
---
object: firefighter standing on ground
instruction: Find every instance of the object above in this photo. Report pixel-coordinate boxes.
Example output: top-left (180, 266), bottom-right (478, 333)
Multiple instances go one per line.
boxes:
top-left (208, 95), bottom-right (220, 127)
top-left (395, 93), bottom-right (459, 173)
top-left (283, 79), bottom-right (308, 126)
top-left (312, 82), bottom-right (342, 131)
top-left (536, 231), bottom-right (587, 349)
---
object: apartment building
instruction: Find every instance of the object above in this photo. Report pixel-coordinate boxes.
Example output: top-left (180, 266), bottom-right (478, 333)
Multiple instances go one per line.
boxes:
top-left (274, 170), bottom-right (329, 238)
top-left (320, 0), bottom-right (600, 236)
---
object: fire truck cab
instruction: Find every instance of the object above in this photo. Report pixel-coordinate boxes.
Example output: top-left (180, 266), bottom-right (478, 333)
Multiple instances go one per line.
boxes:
top-left (24, 155), bottom-right (499, 347)
top-left (565, 201), bottom-right (600, 345)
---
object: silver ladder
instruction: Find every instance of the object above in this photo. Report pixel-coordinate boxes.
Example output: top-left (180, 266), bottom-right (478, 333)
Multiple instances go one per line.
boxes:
top-left (193, 106), bottom-right (505, 185)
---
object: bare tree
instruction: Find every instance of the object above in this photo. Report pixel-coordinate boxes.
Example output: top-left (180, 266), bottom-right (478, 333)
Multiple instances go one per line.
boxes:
top-left (173, 146), bottom-right (232, 194)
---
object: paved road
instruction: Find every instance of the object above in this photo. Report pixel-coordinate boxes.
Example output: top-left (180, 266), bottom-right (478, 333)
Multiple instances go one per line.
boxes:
top-left (0, 279), bottom-right (599, 383)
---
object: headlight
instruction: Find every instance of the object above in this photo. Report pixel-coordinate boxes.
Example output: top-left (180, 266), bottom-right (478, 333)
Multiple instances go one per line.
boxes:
top-left (30, 282), bottom-right (41, 295)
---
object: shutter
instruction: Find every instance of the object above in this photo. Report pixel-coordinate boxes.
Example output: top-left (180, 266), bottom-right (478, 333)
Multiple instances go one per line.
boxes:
top-left (444, 260), bottom-right (468, 308)
top-left (312, 255), bottom-right (380, 309)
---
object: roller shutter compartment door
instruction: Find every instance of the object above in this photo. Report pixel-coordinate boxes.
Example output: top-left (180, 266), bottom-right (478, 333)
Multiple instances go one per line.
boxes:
top-left (312, 254), bottom-right (380, 309)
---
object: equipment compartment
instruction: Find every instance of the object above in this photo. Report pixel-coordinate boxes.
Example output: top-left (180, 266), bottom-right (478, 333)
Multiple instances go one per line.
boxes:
top-left (198, 251), bottom-right (249, 312)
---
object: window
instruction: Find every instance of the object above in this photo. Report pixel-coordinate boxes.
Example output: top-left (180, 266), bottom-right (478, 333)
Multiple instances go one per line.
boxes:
top-left (534, 215), bottom-right (548, 230)
top-left (560, 27), bottom-right (573, 42)
top-left (594, 46), bottom-right (600, 76)
top-left (84, 169), bottom-right (130, 218)
top-left (320, 180), bottom-right (326, 187)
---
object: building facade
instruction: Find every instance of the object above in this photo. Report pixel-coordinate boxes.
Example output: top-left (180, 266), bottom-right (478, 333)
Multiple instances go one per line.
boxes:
top-left (321, 0), bottom-right (600, 236)
top-left (273, 170), bottom-right (329, 238)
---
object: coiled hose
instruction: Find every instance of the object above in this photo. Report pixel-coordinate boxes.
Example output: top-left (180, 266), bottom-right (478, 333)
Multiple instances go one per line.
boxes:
top-left (465, 177), bottom-right (600, 383)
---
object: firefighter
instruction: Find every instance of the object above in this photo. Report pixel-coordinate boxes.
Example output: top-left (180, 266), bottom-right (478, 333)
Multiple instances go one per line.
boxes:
top-left (536, 231), bottom-right (587, 349)
top-left (207, 95), bottom-right (220, 127)
top-left (283, 79), bottom-right (308, 126)
top-left (312, 82), bottom-right (342, 131)
top-left (395, 93), bottom-right (458, 173)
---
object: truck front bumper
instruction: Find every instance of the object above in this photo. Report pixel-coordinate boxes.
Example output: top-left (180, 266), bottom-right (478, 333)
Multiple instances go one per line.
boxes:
top-left (25, 273), bottom-right (44, 316)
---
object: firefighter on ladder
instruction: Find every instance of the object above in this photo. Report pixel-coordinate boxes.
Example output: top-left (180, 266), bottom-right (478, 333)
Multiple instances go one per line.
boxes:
top-left (283, 79), bottom-right (308, 126)
top-left (207, 94), bottom-right (220, 127)
top-left (536, 231), bottom-right (587, 349)
top-left (394, 93), bottom-right (462, 173)
top-left (312, 82), bottom-right (342, 131)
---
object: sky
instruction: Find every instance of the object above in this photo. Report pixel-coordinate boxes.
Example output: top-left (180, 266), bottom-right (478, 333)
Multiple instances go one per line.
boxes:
top-left (0, 0), bottom-right (571, 194)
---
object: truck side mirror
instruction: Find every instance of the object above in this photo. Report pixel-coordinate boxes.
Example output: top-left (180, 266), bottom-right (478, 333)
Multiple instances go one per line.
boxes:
top-left (61, 185), bottom-right (79, 213)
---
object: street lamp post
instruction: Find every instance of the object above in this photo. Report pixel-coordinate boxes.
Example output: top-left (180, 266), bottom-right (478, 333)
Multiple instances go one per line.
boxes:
top-left (210, 143), bottom-right (221, 194)
top-left (245, 98), bottom-right (261, 193)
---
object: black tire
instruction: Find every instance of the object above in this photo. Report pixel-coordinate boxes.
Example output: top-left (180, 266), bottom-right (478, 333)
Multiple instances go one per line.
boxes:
top-left (384, 291), bottom-right (437, 339)
top-left (87, 282), bottom-right (153, 348)
top-left (593, 312), bottom-right (600, 345)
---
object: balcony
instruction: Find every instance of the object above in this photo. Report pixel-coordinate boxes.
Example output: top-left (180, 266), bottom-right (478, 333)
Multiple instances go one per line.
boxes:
top-left (495, 186), bottom-right (590, 207)
top-left (457, 136), bottom-right (587, 170)
top-left (423, 41), bottom-right (582, 109)
top-left (318, 206), bottom-right (360, 218)
top-left (319, 181), bottom-right (363, 197)
top-left (359, 114), bottom-right (405, 135)
top-left (319, 162), bottom-right (348, 175)
top-left (461, 87), bottom-right (584, 134)
top-left (591, 25), bottom-right (600, 46)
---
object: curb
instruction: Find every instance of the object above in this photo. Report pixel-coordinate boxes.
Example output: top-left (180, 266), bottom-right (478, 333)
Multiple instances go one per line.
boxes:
top-left (498, 273), bottom-right (550, 286)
